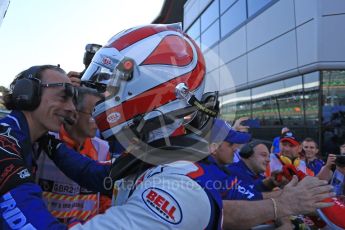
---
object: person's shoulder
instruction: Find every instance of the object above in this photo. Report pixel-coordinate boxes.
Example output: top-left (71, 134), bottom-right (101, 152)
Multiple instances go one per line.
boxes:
top-left (227, 161), bottom-right (241, 171)
top-left (147, 161), bottom-right (202, 177)
top-left (133, 163), bottom-right (212, 228)
top-left (316, 158), bottom-right (325, 164)
top-left (273, 136), bottom-right (280, 142)
top-left (91, 136), bottom-right (108, 144)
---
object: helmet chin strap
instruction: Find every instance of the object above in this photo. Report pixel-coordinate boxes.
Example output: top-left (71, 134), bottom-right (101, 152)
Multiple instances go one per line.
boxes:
top-left (175, 83), bottom-right (219, 140)
top-left (175, 83), bottom-right (218, 117)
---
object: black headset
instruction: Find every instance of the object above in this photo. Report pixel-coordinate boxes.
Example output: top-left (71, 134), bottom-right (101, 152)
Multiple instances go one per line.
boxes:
top-left (239, 140), bottom-right (263, 159)
top-left (12, 66), bottom-right (43, 111)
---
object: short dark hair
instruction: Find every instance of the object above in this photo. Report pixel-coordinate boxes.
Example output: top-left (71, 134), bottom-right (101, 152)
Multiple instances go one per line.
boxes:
top-left (302, 137), bottom-right (319, 149)
top-left (75, 87), bottom-right (104, 111)
top-left (3, 65), bottom-right (65, 110)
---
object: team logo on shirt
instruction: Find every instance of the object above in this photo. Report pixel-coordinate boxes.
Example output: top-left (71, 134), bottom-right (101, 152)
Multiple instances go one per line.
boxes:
top-left (0, 127), bottom-right (21, 157)
top-left (142, 187), bottom-right (182, 224)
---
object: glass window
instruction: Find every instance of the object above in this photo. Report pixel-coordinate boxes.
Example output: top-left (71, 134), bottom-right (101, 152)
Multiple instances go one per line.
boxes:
top-left (201, 0), bottom-right (219, 32)
top-left (201, 20), bottom-right (220, 52)
top-left (220, 0), bottom-right (247, 38)
top-left (186, 19), bottom-right (200, 40)
top-left (220, 90), bottom-right (251, 123)
top-left (321, 70), bottom-right (345, 155)
top-left (247, 0), bottom-right (272, 17)
top-left (220, 0), bottom-right (237, 14)
top-left (303, 72), bottom-right (320, 126)
top-left (251, 82), bottom-right (281, 126)
top-left (251, 77), bottom-right (304, 127)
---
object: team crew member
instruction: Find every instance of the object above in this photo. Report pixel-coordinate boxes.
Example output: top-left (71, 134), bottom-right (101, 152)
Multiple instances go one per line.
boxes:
top-left (207, 119), bottom-right (264, 200)
top-left (36, 87), bottom-right (111, 224)
top-left (209, 118), bottom-right (251, 165)
top-left (0, 65), bottom-right (77, 229)
top-left (228, 140), bottom-right (273, 192)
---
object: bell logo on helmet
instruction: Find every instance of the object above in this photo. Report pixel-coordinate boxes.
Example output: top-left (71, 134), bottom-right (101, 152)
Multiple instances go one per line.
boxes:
top-left (102, 57), bottom-right (112, 66)
top-left (106, 112), bottom-right (121, 123)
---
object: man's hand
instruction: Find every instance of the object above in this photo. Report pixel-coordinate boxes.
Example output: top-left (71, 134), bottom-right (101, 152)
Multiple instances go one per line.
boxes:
top-left (325, 154), bottom-right (336, 169)
top-left (37, 134), bottom-right (63, 158)
top-left (67, 71), bottom-right (81, 87)
top-left (232, 117), bottom-right (249, 132)
top-left (277, 176), bottom-right (334, 217)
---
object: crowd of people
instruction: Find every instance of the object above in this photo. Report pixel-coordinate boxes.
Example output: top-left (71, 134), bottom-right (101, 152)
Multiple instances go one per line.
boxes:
top-left (0, 23), bottom-right (343, 229)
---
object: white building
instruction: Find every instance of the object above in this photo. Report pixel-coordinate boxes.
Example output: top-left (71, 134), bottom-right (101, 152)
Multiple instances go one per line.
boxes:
top-left (183, 0), bottom-right (345, 153)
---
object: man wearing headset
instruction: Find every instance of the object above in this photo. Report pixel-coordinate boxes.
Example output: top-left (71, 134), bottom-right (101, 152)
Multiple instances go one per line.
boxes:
top-left (0, 65), bottom-right (77, 229)
top-left (228, 141), bottom-right (273, 192)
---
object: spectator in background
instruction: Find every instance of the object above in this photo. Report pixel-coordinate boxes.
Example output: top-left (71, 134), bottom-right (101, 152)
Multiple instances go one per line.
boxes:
top-left (36, 87), bottom-right (111, 224)
top-left (302, 137), bottom-right (324, 175)
top-left (266, 131), bottom-right (314, 181)
top-left (270, 127), bottom-right (290, 153)
top-left (317, 140), bottom-right (345, 194)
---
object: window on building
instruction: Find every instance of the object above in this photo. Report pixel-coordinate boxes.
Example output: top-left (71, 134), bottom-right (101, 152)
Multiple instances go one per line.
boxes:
top-left (201, 19), bottom-right (220, 52)
top-left (220, 0), bottom-right (247, 38)
top-left (186, 18), bottom-right (200, 40)
top-left (303, 72), bottom-right (320, 126)
top-left (321, 70), bottom-right (345, 155)
top-left (220, 0), bottom-right (237, 14)
top-left (247, 0), bottom-right (272, 17)
top-left (201, 0), bottom-right (219, 33)
top-left (220, 90), bottom-right (251, 123)
top-left (251, 77), bottom-right (304, 127)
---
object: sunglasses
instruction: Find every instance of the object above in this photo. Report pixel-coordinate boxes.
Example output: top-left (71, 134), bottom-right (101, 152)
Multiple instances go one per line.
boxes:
top-left (40, 82), bottom-right (78, 99)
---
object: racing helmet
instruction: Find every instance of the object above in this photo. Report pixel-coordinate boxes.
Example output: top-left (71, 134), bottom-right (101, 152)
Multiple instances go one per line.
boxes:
top-left (81, 23), bottom-right (210, 144)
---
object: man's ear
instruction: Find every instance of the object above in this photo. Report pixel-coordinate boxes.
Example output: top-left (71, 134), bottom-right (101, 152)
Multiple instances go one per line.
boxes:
top-left (209, 142), bottom-right (219, 155)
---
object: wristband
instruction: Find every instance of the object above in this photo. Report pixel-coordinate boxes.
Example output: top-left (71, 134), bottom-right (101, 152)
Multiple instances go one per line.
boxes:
top-left (270, 198), bottom-right (278, 220)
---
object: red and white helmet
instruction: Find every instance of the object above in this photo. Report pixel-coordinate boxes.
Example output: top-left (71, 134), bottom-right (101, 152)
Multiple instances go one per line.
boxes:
top-left (81, 23), bottom-right (206, 143)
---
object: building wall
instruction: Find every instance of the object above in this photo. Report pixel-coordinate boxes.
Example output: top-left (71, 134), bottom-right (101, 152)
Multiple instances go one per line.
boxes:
top-left (184, 0), bottom-right (345, 95)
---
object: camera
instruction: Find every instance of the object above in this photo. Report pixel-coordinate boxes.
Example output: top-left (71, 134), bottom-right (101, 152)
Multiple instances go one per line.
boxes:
top-left (80, 43), bottom-right (102, 77)
top-left (335, 155), bottom-right (345, 167)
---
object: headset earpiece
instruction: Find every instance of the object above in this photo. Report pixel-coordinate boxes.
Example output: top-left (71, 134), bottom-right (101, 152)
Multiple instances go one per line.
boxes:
top-left (12, 66), bottom-right (42, 111)
top-left (239, 140), bottom-right (262, 159)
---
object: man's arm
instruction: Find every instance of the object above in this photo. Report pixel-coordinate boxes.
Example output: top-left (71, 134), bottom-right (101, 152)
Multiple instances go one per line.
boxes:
top-left (223, 176), bottom-right (334, 229)
top-left (51, 143), bottom-right (111, 194)
top-left (317, 154), bottom-right (336, 181)
top-left (0, 129), bottom-right (66, 229)
top-left (1, 184), bottom-right (66, 229)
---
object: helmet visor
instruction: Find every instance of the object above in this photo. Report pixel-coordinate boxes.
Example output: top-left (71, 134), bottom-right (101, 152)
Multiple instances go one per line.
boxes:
top-left (81, 47), bottom-right (129, 96)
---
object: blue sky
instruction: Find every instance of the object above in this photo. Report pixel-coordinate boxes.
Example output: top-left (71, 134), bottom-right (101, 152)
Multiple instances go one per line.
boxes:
top-left (0, 0), bottom-right (164, 88)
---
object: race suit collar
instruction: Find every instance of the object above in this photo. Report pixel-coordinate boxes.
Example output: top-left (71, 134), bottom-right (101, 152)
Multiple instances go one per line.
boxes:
top-left (6, 110), bottom-right (31, 142)
top-left (236, 159), bottom-right (258, 179)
